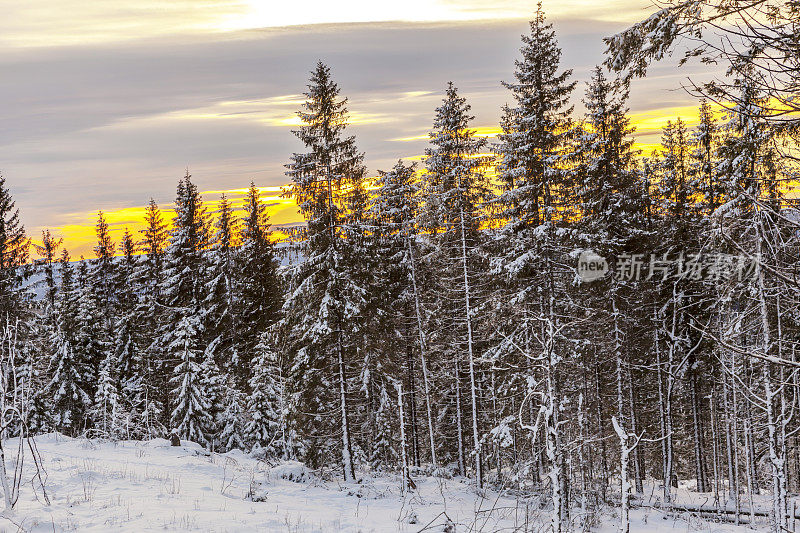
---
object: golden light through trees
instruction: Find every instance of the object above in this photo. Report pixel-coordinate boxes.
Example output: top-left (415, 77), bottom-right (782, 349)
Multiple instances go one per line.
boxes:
top-left (34, 187), bottom-right (301, 259)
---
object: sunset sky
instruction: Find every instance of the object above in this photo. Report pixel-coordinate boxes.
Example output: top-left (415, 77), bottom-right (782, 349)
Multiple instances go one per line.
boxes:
top-left (1, 0), bottom-right (716, 258)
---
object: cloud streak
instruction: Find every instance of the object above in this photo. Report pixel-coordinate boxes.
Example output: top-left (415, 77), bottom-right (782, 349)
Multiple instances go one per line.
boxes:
top-left (0, 0), bottom-right (653, 48)
top-left (0, 9), bottom-right (716, 258)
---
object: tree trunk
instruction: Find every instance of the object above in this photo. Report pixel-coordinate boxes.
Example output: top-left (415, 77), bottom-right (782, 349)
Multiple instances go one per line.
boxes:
top-left (459, 204), bottom-right (482, 489)
top-left (405, 340), bottom-right (421, 467)
top-left (337, 340), bottom-right (355, 482)
top-left (709, 391), bottom-right (721, 508)
top-left (626, 361), bottom-right (643, 494)
top-left (613, 417), bottom-right (632, 533)
top-left (726, 354), bottom-right (741, 523)
top-left (454, 358), bottom-right (465, 477)
top-left (595, 359), bottom-right (609, 503)
top-left (406, 234), bottom-right (438, 469)
top-left (691, 367), bottom-right (707, 493)
top-left (396, 382), bottom-right (409, 494)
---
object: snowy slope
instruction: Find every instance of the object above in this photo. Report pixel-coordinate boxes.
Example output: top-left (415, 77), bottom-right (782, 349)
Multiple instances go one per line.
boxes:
top-left (0, 434), bottom-right (761, 532)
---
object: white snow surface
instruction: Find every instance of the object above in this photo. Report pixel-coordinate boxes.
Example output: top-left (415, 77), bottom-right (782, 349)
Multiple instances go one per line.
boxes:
top-left (0, 434), bottom-right (766, 532)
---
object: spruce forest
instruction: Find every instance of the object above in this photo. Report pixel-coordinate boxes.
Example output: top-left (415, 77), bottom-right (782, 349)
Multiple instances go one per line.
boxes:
top-left (1, 2), bottom-right (799, 531)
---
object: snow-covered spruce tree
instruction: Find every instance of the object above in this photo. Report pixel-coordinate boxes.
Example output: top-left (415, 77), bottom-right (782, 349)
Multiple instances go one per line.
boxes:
top-left (421, 82), bottom-right (492, 487)
top-left (76, 259), bottom-right (105, 420)
top-left (162, 173), bottom-right (212, 317)
top-left (169, 315), bottom-right (211, 444)
top-left (341, 151), bottom-right (383, 471)
top-left (676, 105), bottom-right (722, 496)
top-left (370, 384), bottom-right (398, 470)
top-left (691, 100), bottom-right (720, 213)
top-left (218, 385), bottom-right (247, 453)
top-left (368, 160), bottom-right (437, 468)
top-left (245, 333), bottom-right (291, 459)
top-left (94, 342), bottom-right (122, 438)
top-left (0, 175), bottom-right (29, 323)
top-left (91, 225), bottom-right (133, 438)
top-left (235, 183), bottom-right (282, 390)
top-left (201, 193), bottom-right (245, 448)
top-left (115, 230), bottom-right (142, 395)
top-left (235, 184), bottom-right (284, 453)
top-left (576, 67), bottom-right (647, 260)
top-left (281, 61), bottom-right (367, 480)
top-left (135, 198), bottom-right (170, 435)
top-left (98, 229), bottom-right (145, 439)
top-left (677, 100), bottom-right (722, 496)
top-left (159, 173), bottom-right (213, 434)
top-left (574, 65), bottom-right (650, 514)
top-left (20, 229), bottom-right (54, 432)
top-left (92, 211), bottom-right (117, 338)
top-left (49, 250), bottom-right (93, 435)
top-left (648, 116), bottom-right (707, 504)
top-left (489, 4), bottom-right (577, 525)
top-left (79, 212), bottom-right (120, 437)
top-left (0, 176), bottom-right (44, 434)
top-left (0, 176), bottom-right (33, 388)
top-left (205, 194), bottom-right (239, 373)
top-left (138, 198), bottom-right (170, 301)
top-left (199, 338), bottom-right (226, 449)
top-left (33, 230), bottom-right (61, 325)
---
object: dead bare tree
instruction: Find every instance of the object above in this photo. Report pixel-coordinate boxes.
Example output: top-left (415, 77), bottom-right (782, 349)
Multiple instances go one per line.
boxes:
top-left (0, 319), bottom-right (49, 511)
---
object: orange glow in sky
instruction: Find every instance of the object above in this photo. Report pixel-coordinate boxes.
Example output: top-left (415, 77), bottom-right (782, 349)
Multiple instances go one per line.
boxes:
top-left (34, 187), bottom-right (303, 259)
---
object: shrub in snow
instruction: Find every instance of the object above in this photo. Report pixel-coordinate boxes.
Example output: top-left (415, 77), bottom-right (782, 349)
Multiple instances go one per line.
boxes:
top-left (269, 461), bottom-right (315, 483)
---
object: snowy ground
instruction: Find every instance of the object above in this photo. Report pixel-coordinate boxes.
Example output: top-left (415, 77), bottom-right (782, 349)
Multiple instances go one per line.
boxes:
top-left (0, 434), bottom-right (770, 532)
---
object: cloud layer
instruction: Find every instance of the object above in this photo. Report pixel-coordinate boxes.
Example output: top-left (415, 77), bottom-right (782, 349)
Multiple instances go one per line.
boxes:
top-left (0, 4), bottom-right (712, 257)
